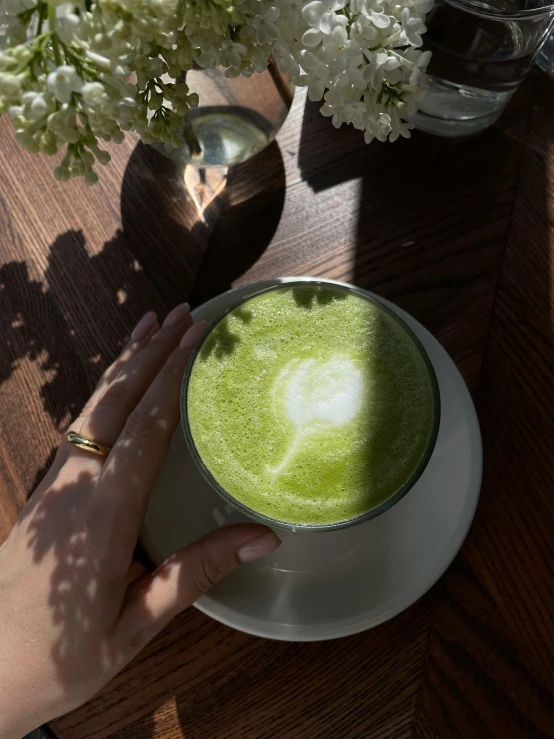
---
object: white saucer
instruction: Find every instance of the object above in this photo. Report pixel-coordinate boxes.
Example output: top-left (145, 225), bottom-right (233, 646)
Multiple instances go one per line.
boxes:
top-left (140, 277), bottom-right (482, 641)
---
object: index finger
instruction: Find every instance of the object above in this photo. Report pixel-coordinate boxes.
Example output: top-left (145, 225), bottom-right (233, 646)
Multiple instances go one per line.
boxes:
top-left (98, 321), bottom-right (207, 532)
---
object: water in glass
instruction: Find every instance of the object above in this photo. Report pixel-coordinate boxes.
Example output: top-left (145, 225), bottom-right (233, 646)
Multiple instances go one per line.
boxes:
top-left (413, 0), bottom-right (554, 136)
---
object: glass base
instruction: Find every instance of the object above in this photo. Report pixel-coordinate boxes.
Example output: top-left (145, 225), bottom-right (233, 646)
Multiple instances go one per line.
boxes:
top-left (154, 106), bottom-right (275, 168)
top-left (413, 76), bottom-right (511, 137)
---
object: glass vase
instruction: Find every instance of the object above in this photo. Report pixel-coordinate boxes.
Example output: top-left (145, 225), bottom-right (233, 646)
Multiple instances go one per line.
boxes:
top-left (536, 28), bottom-right (554, 73)
top-left (154, 61), bottom-right (294, 168)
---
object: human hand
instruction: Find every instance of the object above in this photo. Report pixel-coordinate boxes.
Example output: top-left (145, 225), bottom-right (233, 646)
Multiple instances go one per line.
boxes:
top-left (0, 304), bottom-right (280, 739)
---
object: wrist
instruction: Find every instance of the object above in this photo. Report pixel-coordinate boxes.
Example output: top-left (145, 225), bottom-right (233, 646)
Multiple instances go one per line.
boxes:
top-left (0, 696), bottom-right (48, 739)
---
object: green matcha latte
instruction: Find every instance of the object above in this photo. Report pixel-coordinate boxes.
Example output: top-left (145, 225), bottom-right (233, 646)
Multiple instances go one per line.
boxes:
top-left (184, 283), bottom-right (440, 529)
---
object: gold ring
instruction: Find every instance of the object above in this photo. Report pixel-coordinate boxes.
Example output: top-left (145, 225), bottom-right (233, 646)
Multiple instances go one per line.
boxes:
top-left (67, 431), bottom-right (112, 457)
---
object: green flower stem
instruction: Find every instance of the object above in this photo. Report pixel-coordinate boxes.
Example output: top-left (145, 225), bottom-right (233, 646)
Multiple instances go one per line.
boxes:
top-left (48, 4), bottom-right (62, 66)
top-left (378, 79), bottom-right (405, 106)
top-left (181, 112), bottom-right (202, 158)
top-left (37, 2), bottom-right (48, 34)
top-left (178, 71), bottom-right (202, 159)
top-left (61, 43), bottom-right (98, 79)
top-left (267, 57), bottom-right (293, 109)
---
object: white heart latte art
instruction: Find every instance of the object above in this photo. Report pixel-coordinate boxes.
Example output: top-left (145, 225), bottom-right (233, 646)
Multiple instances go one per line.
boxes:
top-left (269, 357), bottom-right (365, 478)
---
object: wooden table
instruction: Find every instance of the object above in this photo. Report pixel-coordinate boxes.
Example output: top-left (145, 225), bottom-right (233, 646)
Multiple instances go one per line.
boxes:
top-left (1, 73), bottom-right (553, 739)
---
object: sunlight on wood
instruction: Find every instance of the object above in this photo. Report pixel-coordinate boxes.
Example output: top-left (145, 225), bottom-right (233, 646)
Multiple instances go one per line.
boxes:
top-left (183, 165), bottom-right (228, 223)
top-left (152, 694), bottom-right (185, 738)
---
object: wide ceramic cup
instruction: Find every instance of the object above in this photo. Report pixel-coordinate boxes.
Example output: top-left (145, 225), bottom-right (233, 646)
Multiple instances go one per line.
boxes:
top-left (181, 281), bottom-right (440, 531)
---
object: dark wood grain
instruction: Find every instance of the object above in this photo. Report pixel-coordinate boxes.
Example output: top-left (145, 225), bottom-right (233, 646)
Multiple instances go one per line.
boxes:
top-left (413, 73), bottom-right (554, 739)
top-left (0, 70), bottom-right (552, 739)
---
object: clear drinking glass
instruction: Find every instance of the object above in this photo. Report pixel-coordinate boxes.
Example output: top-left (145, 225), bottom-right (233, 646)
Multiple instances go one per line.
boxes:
top-left (413, 0), bottom-right (554, 137)
top-left (153, 61), bottom-right (294, 167)
top-left (181, 281), bottom-right (441, 532)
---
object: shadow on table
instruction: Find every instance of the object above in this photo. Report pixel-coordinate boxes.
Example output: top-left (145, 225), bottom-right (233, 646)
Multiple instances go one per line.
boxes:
top-left (10, 141), bottom-right (284, 731)
top-left (295, 80), bottom-right (548, 351)
top-left (7, 79), bottom-right (553, 738)
top-left (0, 137), bottom-right (286, 737)
top-left (294, 76), bottom-right (554, 737)
top-left (0, 139), bottom-right (285, 495)
top-left (120, 140), bottom-right (286, 309)
top-left (0, 227), bottom-right (159, 490)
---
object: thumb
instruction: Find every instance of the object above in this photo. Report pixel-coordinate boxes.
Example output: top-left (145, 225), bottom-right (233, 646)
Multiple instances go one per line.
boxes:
top-left (117, 525), bottom-right (280, 648)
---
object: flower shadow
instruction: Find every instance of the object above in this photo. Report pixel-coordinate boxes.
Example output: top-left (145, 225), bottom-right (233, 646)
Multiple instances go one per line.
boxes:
top-left (0, 135), bottom-right (286, 503)
top-left (292, 284), bottom-right (348, 309)
top-left (199, 316), bottom-right (242, 360)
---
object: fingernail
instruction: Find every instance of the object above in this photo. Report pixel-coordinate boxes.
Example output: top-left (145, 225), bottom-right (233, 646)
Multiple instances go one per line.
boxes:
top-left (180, 321), bottom-right (207, 349)
top-left (144, 321), bottom-right (160, 342)
top-left (131, 312), bottom-right (157, 341)
top-left (163, 303), bottom-right (190, 328)
top-left (237, 532), bottom-right (281, 563)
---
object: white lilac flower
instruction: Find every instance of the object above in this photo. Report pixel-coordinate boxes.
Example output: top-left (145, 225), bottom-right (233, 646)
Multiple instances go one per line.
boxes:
top-left (250, 42), bottom-right (276, 73)
top-left (146, 56), bottom-right (166, 78)
top-left (297, 50), bottom-right (332, 100)
top-left (0, 71), bottom-right (22, 100)
top-left (350, 0), bottom-right (386, 13)
top-left (47, 65), bottom-right (83, 104)
top-left (1, 0), bottom-right (434, 182)
top-left (47, 105), bottom-right (80, 143)
top-left (0, 16), bottom-right (28, 48)
top-left (364, 112), bottom-right (390, 142)
top-left (350, 14), bottom-right (379, 45)
top-left (81, 81), bottom-right (107, 104)
top-left (363, 50), bottom-right (402, 89)
top-left (320, 25), bottom-right (361, 71)
top-left (189, 27), bottom-right (225, 68)
top-left (321, 87), bottom-right (367, 128)
top-left (273, 40), bottom-right (301, 75)
top-left (274, 0), bottom-right (304, 40)
top-left (8, 103), bottom-right (24, 119)
top-left (365, 7), bottom-right (391, 30)
top-left (302, 0), bottom-right (349, 39)
top-left (0, 52), bottom-right (15, 71)
top-left (249, 6), bottom-right (281, 45)
top-left (55, 11), bottom-right (82, 44)
top-left (2, 0), bottom-right (36, 14)
top-left (20, 91), bottom-right (51, 120)
top-left (401, 47), bottom-right (432, 85)
top-left (220, 39), bottom-right (249, 74)
top-left (14, 128), bottom-right (41, 153)
top-left (398, 6), bottom-right (426, 45)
